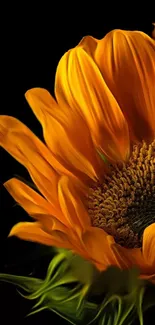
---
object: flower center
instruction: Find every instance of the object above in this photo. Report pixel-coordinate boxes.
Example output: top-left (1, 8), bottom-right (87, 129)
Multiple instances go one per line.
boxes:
top-left (87, 140), bottom-right (155, 248)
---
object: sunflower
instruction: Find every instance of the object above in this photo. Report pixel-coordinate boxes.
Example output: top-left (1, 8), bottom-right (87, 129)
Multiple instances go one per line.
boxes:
top-left (0, 29), bottom-right (155, 283)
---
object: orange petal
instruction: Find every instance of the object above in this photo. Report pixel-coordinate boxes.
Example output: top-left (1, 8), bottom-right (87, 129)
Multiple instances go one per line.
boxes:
top-left (140, 273), bottom-right (155, 284)
top-left (94, 30), bottom-right (155, 144)
top-left (111, 226), bottom-right (155, 277)
top-left (58, 176), bottom-right (91, 230)
top-left (9, 221), bottom-right (73, 250)
top-left (81, 227), bottom-right (121, 270)
top-left (0, 116), bottom-right (60, 205)
top-left (112, 244), bottom-right (147, 271)
top-left (55, 47), bottom-right (130, 163)
top-left (30, 213), bottom-right (70, 235)
top-left (25, 88), bottom-right (102, 182)
top-left (142, 223), bottom-right (155, 267)
top-left (4, 177), bottom-right (58, 216)
top-left (33, 214), bottom-right (87, 256)
top-left (4, 177), bottom-right (73, 228)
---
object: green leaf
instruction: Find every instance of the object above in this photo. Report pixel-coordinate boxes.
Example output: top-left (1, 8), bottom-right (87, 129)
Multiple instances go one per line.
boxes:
top-left (0, 273), bottom-right (42, 293)
top-left (0, 249), bottom-right (155, 325)
top-left (69, 255), bottom-right (97, 285)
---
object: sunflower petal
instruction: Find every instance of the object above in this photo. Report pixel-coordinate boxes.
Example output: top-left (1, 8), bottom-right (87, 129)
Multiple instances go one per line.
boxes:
top-left (55, 47), bottom-right (130, 163)
top-left (4, 177), bottom-right (57, 216)
top-left (94, 30), bottom-right (155, 143)
top-left (81, 227), bottom-right (120, 270)
top-left (32, 214), bottom-right (70, 234)
top-left (0, 116), bottom-right (60, 206)
top-left (9, 221), bottom-right (73, 249)
top-left (58, 176), bottom-right (91, 230)
top-left (4, 177), bottom-right (75, 228)
top-left (143, 223), bottom-right (155, 267)
top-left (4, 177), bottom-right (72, 231)
top-left (77, 35), bottom-right (98, 56)
top-left (25, 88), bottom-right (102, 182)
top-left (141, 273), bottom-right (155, 284)
top-left (112, 244), bottom-right (146, 271)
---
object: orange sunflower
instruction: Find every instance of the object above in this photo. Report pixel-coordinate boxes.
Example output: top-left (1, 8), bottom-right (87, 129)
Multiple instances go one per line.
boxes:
top-left (0, 29), bottom-right (155, 282)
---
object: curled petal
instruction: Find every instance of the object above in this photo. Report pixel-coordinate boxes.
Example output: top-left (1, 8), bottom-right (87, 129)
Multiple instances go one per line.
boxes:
top-left (77, 35), bottom-right (98, 56)
top-left (55, 47), bottom-right (130, 163)
top-left (25, 88), bottom-right (102, 182)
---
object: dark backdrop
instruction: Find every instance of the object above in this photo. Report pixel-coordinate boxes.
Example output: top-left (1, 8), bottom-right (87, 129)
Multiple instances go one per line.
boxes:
top-left (0, 7), bottom-right (154, 324)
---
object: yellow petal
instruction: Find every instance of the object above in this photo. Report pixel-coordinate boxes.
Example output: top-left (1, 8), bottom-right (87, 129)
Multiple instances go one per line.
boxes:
top-left (143, 223), bottom-right (155, 267)
top-left (81, 227), bottom-right (120, 270)
top-left (94, 30), bottom-right (155, 144)
top-left (58, 176), bottom-right (91, 230)
top-left (55, 47), bottom-right (130, 163)
top-left (9, 221), bottom-right (73, 250)
top-left (0, 116), bottom-right (59, 205)
top-left (25, 88), bottom-right (102, 182)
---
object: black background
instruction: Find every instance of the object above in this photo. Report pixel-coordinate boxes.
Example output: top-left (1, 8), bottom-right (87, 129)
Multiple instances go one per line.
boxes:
top-left (0, 6), bottom-right (155, 324)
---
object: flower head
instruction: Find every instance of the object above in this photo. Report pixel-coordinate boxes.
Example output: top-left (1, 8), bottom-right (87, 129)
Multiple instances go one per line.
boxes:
top-left (0, 29), bottom-right (155, 282)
